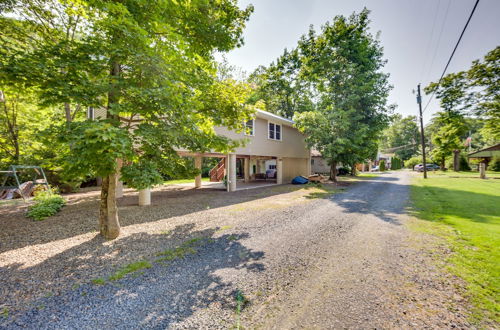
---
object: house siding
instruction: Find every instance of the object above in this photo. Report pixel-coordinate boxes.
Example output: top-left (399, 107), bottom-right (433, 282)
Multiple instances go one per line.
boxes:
top-left (214, 117), bottom-right (309, 159)
top-left (282, 157), bottom-right (309, 183)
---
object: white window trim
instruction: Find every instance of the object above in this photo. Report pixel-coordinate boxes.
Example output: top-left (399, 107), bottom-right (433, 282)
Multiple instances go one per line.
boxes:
top-left (244, 119), bottom-right (255, 136)
top-left (268, 121), bottom-right (282, 141)
top-left (87, 107), bottom-right (95, 120)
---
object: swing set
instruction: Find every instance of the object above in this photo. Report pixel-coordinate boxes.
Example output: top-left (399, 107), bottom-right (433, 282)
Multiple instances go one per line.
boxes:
top-left (0, 165), bottom-right (51, 201)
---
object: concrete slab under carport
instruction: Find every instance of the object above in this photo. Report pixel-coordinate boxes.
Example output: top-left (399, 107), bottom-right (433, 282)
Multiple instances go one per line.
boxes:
top-left (176, 180), bottom-right (278, 191)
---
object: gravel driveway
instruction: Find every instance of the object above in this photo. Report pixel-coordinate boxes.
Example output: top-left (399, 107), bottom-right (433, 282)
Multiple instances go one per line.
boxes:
top-left (0, 171), bottom-right (469, 329)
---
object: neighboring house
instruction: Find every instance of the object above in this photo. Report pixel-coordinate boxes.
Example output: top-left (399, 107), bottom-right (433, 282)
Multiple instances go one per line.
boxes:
top-left (468, 143), bottom-right (500, 168)
top-left (376, 152), bottom-right (393, 167)
top-left (311, 149), bottom-right (331, 174)
top-left (177, 109), bottom-right (311, 191)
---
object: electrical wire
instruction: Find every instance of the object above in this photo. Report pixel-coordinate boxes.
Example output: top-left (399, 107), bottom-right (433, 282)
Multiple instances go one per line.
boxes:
top-left (419, 0), bottom-right (442, 82)
top-left (425, 0), bottom-right (451, 84)
top-left (422, 0), bottom-right (480, 114)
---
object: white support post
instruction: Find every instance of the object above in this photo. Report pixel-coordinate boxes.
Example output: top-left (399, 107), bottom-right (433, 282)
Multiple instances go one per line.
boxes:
top-left (138, 188), bottom-right (151, 206)
top-left (276, 158), bottom-right (283, 184)
top-left (226, 154), bottom-right (237, 192)
top-left (194, 155), bottom-right (202, 188)
top-left (244, 157), bottom-right (250, 183)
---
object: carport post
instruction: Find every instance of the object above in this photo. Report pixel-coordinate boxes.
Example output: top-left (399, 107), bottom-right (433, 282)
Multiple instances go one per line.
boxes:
top-left (194, 155), bottom-right (202, 188)
top-left (276, 158), bottom-right (283, 184)
top-left (244, 157), bottom-right (250, 183)
top-left (227, 154), bottom-right (237, 192)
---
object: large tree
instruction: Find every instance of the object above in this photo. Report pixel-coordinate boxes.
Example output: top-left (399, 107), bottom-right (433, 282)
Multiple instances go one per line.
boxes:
top-left (467, 46), bottom-right (500, 142)
top-left (248, 48), bottom-right (314, 118)
top-left (293, 9), bottom-right (391, 181)
top-left (1, 0), bottom-right (254, 239)
top-left (380, 114), bottom-right (420, 160)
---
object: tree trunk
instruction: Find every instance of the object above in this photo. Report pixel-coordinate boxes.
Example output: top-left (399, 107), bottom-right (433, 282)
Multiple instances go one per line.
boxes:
top-left (453, 149), bottom-right (460, 171)
top-left (64, 102), bottom-right (72, 122)
top-left (99, 172), bottom-right (120, 239)
top-left (329, 160), bottom-right (337, 182)
top-left (98, 61), bottom-right (122, 239)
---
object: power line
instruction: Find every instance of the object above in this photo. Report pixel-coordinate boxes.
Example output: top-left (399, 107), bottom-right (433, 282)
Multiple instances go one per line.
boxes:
top-left (422, 0), bottom-right (480, 114)
top-left (419, 0), bottom-right (442, 82)
top-left (424, 0), bottom-right (451, 83)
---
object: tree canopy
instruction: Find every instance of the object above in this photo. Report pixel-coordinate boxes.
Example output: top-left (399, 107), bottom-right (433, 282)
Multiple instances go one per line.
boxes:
top-left (0, 0), bottom-right (254, 238)
top-left (272, 9), bottom-right (392, 180)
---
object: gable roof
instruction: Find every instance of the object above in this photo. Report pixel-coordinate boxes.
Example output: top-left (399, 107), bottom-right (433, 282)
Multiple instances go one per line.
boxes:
top-left (467, 143), bottom-right (500, 158)
top-left (255, 109), bottom-right (295, 127)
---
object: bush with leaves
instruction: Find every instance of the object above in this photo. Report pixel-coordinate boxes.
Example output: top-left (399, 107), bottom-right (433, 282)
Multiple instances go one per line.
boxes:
top-left (491, 156), bottom-right (500, 172)
top-left (379, 160), bottom-right (386, 171)
top-left (405, 156), bottom-right (421, 169)
top-left (27, 191), bottom-right (66, 221)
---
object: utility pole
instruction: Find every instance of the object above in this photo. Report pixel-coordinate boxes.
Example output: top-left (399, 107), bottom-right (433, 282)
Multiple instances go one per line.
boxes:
top-left (416, 84), bottom-right (427, 179)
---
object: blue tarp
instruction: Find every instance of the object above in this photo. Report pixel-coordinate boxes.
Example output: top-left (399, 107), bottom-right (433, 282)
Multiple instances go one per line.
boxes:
top-left (291, 176), bottom-right (309, 184)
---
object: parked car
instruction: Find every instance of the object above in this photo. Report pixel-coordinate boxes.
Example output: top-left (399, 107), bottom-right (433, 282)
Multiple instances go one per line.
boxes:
top-left (414, 163), bottom-right (440, 172)
top-left (372, 165), bottom-right (379, 171)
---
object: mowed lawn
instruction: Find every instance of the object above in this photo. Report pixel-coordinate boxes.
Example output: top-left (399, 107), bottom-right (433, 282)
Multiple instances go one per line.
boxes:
top-left (410, 171), bottom-right (500, 326)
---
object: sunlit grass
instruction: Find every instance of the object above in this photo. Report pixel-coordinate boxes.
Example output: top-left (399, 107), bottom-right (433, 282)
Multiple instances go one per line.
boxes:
top-left (410, 172), bottom-right (500, 326)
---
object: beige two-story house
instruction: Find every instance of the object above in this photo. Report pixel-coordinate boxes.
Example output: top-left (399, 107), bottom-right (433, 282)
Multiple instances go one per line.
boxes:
top-left (178, 109), bottom-right (311, 192)
top-left (89, 107), bottom-right (311, 193)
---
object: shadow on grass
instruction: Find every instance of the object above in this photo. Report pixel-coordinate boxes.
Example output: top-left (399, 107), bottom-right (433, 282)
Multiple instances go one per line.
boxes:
top-left (409, 185), bottom-right (500, 224)
top-left (0, 223), bottom-right (265, 328)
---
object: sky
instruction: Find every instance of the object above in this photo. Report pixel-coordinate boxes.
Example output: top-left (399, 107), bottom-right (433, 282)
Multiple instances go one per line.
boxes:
top-left (222, 0), bottom-right (500, 123)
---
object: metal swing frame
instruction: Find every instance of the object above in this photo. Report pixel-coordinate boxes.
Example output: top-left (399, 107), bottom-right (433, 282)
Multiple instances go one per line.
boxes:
top-left (0, 165), bottom-right (51, 201)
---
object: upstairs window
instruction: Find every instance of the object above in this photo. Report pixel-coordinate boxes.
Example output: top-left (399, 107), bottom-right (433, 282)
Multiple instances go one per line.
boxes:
top-left (268, 122), bottom-right (282, 141)
top-left (244, 119), bottom-right (254, 136)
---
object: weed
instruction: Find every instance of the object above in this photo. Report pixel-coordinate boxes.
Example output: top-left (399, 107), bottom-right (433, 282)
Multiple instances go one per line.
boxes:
top-left (91, 278), bottom-right (106, 285)
top-left (156, 238), bottom-right (203, 262)
top-left (109, 261), bottom-right (152, 282)
top-left (217, 225), bottom-right (233, 232)
top-left (227, 234), bottom-right (238, 241)
top-left (1, 307), bottom-right (8, 319)
top-left (234, 290), bottom-right (249, 329)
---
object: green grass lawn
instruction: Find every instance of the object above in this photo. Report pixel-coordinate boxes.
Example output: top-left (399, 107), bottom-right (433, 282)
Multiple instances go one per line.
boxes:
top-left (410, 171), bottom-right (500, 325)
top-left (163, 177), bottom-right (209, 185)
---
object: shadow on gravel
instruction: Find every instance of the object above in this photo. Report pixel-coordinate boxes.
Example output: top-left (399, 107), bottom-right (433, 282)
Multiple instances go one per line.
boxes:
top-left (327, 175), bottom-right (409, 224)
top-left (1, 223), bottom-right (265, 328)
top-left (0, 184), bottom-right (301, 254)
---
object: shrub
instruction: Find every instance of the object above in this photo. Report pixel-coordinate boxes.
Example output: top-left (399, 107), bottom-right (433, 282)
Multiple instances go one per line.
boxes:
top-left (27, 192), bottom-right (66, 221)
top-left (379, 159), bottom-right (386, 171)
top-left (446, 153), bottom-right (471, 171)
top-left (459, 154), bottom-right (471, 171)
top-left (491, 156), bottom-right (500, 172)
top-left (391, 157), bottom-right (402, 170)
top-left (405, 156), bottom-right (421, 169)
